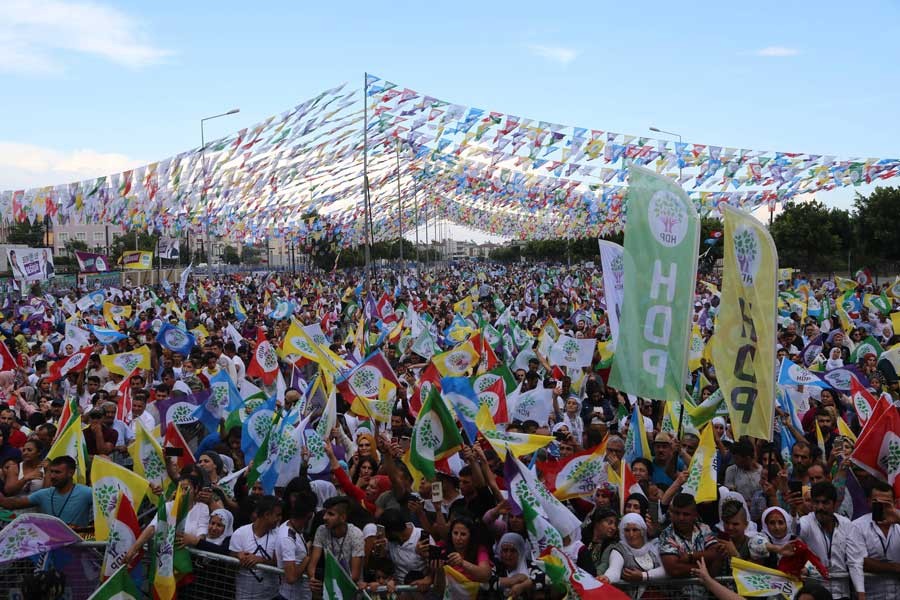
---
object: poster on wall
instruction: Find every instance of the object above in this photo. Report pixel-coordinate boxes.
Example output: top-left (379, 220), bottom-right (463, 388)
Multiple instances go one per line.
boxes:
top-left (158, 237), bottom-right (180, 260)
top-left (6, 248), bottom-right (55, 283)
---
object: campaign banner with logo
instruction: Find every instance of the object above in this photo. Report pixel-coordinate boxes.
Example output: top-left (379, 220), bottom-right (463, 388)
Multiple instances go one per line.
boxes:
top-left (74, 251), bottom-right (111, 273)
top-left (6, 247), bottom-right (54, 282)
top-left (157, 237), bottom-right (180, 260)
top-left (119, 250), bottom-right (153, 270)
top-left (712, 206), bottom-right (778, 441)
top-left (608, 166), bottom-right (699, 403)
top-left (597, 240), bottom-right (624, 346)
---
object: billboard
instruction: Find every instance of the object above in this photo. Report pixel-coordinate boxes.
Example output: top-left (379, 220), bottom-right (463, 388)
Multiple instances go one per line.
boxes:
top-left (6, 247), bottom-right (54, 282)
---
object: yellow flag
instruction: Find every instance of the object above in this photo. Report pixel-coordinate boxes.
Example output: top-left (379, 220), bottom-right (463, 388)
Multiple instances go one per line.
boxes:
top-left (350, 378), bottom-right (395, 423)
top-left (166, 299), bottom-right (184, 321)
top-left (453, 296), bottom-right (474, 317)
top-left (891, 312), bottom-right (900, 337)
top-left (835, 276), bottom-right (858, 293)
top-left (100, 345), bottom-right (151, 376)
top-left (432, 340), bottom-right (480, 377)
top-left (688, 324), bottom-right (705, 372)
top-left (91, 456), bottom-right (150, 540)
top-left (683, 424), bottom-right (718, 502)
top-left (474, 404), bottom-right (553, 459)
top-left (46, 416), bottom-right (87, 484)
top-left (102, 302), bottom-right (132, 328)
top-left (837, 416), bottom-right (857, 443)
top-left (128, 420), bottom-right (169, 498)
top-left (712, 206), bottom-right (777, 441)
top-left (190, 324), bottom-right (210, 342)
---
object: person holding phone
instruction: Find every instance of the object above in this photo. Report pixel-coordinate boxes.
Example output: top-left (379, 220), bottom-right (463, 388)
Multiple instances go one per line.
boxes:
top-left (375, 508), bottom-right (430, 594)
top-left (847, 480), bottom-right (900, 600)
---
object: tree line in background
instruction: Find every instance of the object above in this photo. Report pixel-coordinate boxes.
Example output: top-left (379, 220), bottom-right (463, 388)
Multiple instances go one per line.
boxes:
top-left (5, 187), bottom-right (898, 275)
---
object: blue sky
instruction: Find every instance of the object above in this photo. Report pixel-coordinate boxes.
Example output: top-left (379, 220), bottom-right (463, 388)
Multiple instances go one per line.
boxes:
top-left (2, 0), bottom-right (899, 232)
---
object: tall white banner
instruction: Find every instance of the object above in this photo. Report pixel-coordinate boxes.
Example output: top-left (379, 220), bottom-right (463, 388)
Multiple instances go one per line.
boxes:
top-left (598, 240), bottom-right (624, 347)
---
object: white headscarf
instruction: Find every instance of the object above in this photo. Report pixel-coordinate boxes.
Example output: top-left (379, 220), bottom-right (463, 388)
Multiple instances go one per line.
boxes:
top-left (716, 488), bottom-right (758, 534)
top-left (497, 533), bottom-right (529, 577)
top-left (207, 509), bottom-right (234, 544)
top-left (825, 347), bottom-right (844, 371)
top-left (761, 507), bottom-right (794, 546)
top-left (618, 513), bottom-right (655, 557)
top-left (310, 480), bottom-right (337, 511)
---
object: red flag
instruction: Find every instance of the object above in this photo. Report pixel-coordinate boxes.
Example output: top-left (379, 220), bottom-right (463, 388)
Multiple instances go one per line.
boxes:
top-left (163, 422), bottom-right (195, 469)
top-left (778, 539), bottom-right (829, 579)
top-left (116, 374), bottom-right (134, 426)
top-left (620, 459), bottom-right (644, 513)
top-left (850, 401), bottom-right (900, 497)
top-left (850, 377), bottom-right (877, 427)
top-left (102, 492), bottom-right (142, 579)
top-left (470, 332), bottom-right (500, 373)
top-left (0, 339), bottom-right (17, 372)
top-left (376, 293), bottom-right (398, 324)
top-left (410, 362), bottom-right (441, 416)
top-left (479, 377), bottom-right (508, 424)
top-left (246, 328), bottom-right (279, 385)
top-left (46, 347), bottom-right (93, 382)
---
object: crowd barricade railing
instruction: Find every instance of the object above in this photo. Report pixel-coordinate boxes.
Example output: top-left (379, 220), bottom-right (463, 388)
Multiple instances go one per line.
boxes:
top-left (0, 542), bottom-right (866, 600)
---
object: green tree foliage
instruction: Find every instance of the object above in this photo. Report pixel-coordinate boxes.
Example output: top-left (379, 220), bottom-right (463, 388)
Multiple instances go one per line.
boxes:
top-left (222, 245), bottom-right (241, 265)
top-left (109, 231), bottom-right (157, 263)
top-left (853, 187), bottom-right (900, 267)
top-left (6, 220), bottom-right (48, 247)
top-left (769, 201), bottom-right (850, 272)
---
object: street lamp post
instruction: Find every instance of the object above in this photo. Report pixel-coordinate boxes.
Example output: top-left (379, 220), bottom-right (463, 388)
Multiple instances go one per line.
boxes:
top-left (201, 108), bottom-right (240, 272)
top-left (649, 126), bottom-right (683, 181)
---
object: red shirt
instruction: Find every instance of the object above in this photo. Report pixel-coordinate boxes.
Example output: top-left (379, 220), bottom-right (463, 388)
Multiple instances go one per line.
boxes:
top-left (7, 428), bottom-right (26, 449)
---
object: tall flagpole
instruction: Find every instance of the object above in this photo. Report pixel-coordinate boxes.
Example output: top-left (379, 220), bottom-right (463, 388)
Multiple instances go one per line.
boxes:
top-left (396, 138), bottom-right (403, 264)
top-left (363, 72), bottom-right (373, 283)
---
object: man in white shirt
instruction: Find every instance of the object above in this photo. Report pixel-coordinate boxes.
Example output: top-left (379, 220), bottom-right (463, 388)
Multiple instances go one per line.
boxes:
top-left (797, 481), bottom-right (853, 599)
top-left (224, 341), bottom-right (246, 383)
top-left (377, 508), bottom-right (428, 587)
top-left (307, 496), bottom-right (365, 594)
top-left (275, 492), bottom-right (317, 600)
top-left (229, 495), bottom-right (282, 600)
top-left (131, 392), bottom-right (157, 433)
top-left (847, 480), bottom-right (900, 600)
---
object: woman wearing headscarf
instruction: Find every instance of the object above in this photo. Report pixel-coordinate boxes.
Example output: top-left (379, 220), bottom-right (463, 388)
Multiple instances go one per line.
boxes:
top-left (748, 506), bottom-right (797, 568)
top-left (309, 480), bottom-right (338, 512)
top-left (485, 533), bottom-right (540, 599)
top-left (197, 451), bottom-right (238, 513)
top-left (196, 508), bottom-right (234, 555)
top-left (324, 439), bottom-right (388, 515)
top-left (602, 513), bottom-right (665, 596)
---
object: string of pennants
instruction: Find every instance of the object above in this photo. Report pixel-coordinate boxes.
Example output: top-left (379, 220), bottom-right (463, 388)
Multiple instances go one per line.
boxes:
top-left (1, 74), bottom-right (898, 247)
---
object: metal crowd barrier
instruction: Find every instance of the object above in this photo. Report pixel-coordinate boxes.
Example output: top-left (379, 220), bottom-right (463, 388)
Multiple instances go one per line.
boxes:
top-left (0, 542), bottom-right (871, 600)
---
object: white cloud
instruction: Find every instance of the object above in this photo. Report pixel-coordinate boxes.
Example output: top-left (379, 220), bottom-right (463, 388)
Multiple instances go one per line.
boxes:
top-left (0, 141), bottom-right (143, 189)
top-left (528, 44), bottom-right (579, 66)
top-left (0, 0), bottom-right (171, 74)
top-left (753, 46), bottom-right (800, 57)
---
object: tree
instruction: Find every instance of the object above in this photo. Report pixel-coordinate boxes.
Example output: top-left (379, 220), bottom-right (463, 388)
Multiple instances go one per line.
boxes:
top-left (6, 220), bottom-right (48, 247)
top-left (769, 200), bottom-right (848, 272)
top-left (222, 245), bottom-right (241, 265)
top-left (109, 230), bottom-right (156, 263)
top-left (64, 239), bottom-right (89, 256)
top-left (853, 187), bottom-right (900, 270)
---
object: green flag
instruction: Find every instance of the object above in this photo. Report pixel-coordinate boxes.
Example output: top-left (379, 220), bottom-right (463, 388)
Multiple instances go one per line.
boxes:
top-left (850, 335), bottom-right (885, 363)
top-left (324, 550), bottom-right (370, 600)
top-left (608, 166), bottom-right (700, 402)
top-left (88, 565), bottom-right (140, 600)
top-left (410, 387), bottom-right (464, 479)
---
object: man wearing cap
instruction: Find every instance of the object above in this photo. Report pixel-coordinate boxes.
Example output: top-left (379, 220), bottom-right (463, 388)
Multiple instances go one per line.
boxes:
top-left (651, 432), bottom-right (685, 489)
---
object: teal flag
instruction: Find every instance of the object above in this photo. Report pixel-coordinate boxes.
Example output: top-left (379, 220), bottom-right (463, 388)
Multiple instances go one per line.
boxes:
top-left (608, 166), bottom-right (700, 402)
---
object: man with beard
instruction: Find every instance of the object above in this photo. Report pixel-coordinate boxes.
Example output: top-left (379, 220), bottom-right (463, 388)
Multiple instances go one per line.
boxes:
top-left (797, 481), bottom-right (853, 599)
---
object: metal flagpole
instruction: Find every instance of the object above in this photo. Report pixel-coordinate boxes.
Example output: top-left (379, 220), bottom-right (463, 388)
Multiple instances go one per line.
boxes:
top-left (362, 72), bottom-right (373, 281)
top-left (414, 176), bottom-right (419, 268)
top-left (396, 138), bottom-right (403, 264)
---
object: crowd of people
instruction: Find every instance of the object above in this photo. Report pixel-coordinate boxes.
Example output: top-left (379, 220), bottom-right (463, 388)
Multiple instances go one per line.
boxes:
top-left (0, 262), bottom-right (898, 600)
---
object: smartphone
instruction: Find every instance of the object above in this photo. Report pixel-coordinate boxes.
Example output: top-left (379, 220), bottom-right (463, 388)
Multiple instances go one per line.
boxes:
top-left (873, 502), bottom-right (885, 522)
top-left (164, 447), bottom-right (184, 457)
top-left (717, 531), bottom-right (731, 541)
top-left (375, 524), bottom-right (385, 538)
top-left (767, 464), bottom-right (781, 482)
top-left (431, 481), bottom-right (444, 504)
top-left (788, 480), bottom-right (803, 495)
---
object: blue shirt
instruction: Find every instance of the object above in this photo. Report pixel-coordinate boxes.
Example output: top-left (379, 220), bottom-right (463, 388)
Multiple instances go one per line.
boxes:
top-left (29, 484), bottom-right (93, 526)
